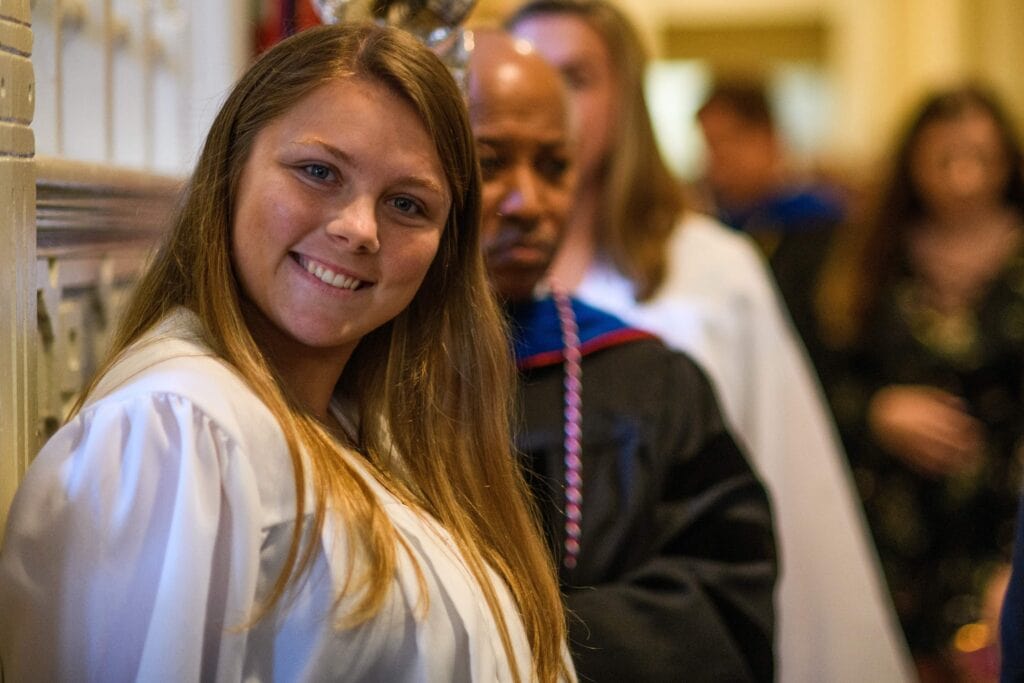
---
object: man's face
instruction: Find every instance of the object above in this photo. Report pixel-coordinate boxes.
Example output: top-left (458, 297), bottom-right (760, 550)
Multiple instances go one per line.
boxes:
top-left (469, 40), bottom-right (577, 301)
top-left (698, 103), bottom-right (778, 205)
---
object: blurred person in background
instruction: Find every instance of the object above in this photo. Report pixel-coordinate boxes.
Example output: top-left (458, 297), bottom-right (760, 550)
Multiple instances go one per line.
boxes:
top-left (506, 1), bottom-right (913, 680)
top-left (467, 30), bottom-right (777, 681)
top-left (815, 84), bottom-right (1024, 683)
top-left (694, 79), bottom-right (846, 349)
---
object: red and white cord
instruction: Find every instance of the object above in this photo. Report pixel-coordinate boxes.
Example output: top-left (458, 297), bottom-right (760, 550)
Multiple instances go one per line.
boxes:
top-left (551, 283), bottom-right (583, 570)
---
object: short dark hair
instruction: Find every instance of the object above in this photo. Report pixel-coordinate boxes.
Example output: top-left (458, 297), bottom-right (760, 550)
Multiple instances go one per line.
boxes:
top-left (698, 79), bottom-right (775, 129)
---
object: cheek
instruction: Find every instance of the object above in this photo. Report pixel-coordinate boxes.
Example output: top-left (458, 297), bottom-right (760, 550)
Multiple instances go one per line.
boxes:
top-left (590, 84), bottom-right (618, 133)
top-left (230, 208), bottom-right (264, 288)
top-left (391, 231), bottom-right (444, 291)
top-left (577, 90), bottom-right (617, 160)
top-left (479, 214), bottom-right (501, 253)
top-left (546, 188), bottom-right (573, 229)
top-left (235, 186), bottom-right (308, 253)
top-left (480, 185), bottom-right (504, 224)
top-left (575, 92), bottom-right (604, 135)
top-left (266, 195), bottom-right (313, 239)
top-left (916, 163), bottom-right (948, 192)
top-left (736, 147), bottom-right (767, 174)
top-left (233, 211), bottom-right (275, 278)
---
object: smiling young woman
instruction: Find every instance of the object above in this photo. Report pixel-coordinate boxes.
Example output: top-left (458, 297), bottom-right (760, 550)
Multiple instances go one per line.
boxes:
top-left (230, 75), bottom-right (451, 412)
top-left (0, 23), bottom-right (572, 682)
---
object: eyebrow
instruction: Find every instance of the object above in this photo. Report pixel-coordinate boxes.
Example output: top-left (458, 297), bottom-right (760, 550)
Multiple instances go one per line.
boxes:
top-left (290, 138), bottom-right (449, 198)
top-left (560, 60), bottom-right (590, 74)
top-left (475, 133), bottom-right (568, 147)
top-left (559, 57), bottom-right (594, 77)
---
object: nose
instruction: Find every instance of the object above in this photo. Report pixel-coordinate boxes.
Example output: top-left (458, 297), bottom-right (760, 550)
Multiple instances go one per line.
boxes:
top-left (497, 163), bottom-right (544, 224)
top-left (325, 196), bottom-right (380, 253)
top-left (945, 156), bottom-right (986, 196)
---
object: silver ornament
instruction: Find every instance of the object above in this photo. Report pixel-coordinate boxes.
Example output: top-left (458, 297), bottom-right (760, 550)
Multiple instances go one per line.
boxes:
top-left (310, 0), bottom-right (476, 49)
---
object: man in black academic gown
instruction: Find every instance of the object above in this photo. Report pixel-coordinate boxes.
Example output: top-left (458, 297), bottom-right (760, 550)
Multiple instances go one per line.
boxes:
top-left (467, 30), bottom-right (778, 683)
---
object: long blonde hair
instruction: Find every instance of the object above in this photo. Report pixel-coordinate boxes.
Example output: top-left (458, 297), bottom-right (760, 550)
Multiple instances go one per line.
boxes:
top-left (73, 23), bottom-right (567, 682)
top-left (507, 0), bottom-right (684, 300)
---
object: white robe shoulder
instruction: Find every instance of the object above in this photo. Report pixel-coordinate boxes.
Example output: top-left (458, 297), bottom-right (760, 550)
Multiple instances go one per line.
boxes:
top-left (0, 309), bottom-right (540, 683)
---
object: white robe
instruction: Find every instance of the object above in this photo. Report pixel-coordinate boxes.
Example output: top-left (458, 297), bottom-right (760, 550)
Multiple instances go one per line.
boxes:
top-left (0, 309), bottom-right (541, 683)
top-left (576, 212), bottom-right (914, 682)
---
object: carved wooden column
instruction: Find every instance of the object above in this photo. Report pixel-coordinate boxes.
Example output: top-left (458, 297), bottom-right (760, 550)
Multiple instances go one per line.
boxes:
top-left (34, 158), bottom-right (178, 446)
top-left (0, 0), bottom-right (36, 537)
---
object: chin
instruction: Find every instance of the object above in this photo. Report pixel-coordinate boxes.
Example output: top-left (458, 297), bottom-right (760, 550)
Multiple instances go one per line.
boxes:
top-left (274, 312), bottom-right (357, 348)
top-left (493, 274), bottom-right (542, 303)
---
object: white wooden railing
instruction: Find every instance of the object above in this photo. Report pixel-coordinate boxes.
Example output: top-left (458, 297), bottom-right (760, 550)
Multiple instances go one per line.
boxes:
top-left (0, 0), bottom-right (246, 536)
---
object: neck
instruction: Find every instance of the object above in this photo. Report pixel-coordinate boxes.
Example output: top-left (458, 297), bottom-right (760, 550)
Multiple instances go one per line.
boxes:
top-left (547, 180), bottom-right (601, 290)
top-left (270, 350), bottom-right (350, 422)
top-left (245, 311), bottom-right (352, 422)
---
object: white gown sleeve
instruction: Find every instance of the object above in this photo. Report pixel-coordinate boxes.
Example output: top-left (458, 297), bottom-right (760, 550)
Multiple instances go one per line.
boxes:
top-left (0, 392), bottom-right (264, 683)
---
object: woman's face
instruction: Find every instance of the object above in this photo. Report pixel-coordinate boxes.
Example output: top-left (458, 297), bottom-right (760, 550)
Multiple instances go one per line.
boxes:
top-left (231, 77), bottom-right (450, 366)
top-left (910, 107), bottom-right (1010, 216)
top-left (511, 13), bottom-right (618, 184)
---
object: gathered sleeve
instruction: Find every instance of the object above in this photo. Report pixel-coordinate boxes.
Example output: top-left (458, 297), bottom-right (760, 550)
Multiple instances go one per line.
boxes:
top-left (0, 392), bottom-right (265, 682)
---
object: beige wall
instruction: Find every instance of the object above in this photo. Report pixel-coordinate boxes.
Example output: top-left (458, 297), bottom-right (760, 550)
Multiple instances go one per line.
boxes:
top-left (828, 0), bottom-right (1023, 169)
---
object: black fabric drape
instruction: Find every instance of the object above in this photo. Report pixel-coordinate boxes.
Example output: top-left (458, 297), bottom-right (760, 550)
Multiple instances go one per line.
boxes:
top-left (517, 338), bottom-right (777, 682)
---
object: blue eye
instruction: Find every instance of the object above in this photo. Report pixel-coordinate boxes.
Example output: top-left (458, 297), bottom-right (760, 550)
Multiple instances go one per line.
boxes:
top-left (390, 196), bottom-right (424, 216)
top-left (303, 164), bottom-right (333, 181)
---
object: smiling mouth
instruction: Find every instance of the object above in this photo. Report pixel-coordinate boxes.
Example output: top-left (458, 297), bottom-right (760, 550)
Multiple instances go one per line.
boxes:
top-left (295, 254), bottom-right (367, 291)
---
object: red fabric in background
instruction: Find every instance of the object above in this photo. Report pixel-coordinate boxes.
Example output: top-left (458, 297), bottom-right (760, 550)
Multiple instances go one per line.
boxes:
top-left (255, 0), bottom-right (323, 54)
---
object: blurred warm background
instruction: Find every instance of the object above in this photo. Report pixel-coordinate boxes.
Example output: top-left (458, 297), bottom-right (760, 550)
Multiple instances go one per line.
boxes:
top-left (471, 0), bottom-right (1024, 185)
top-left (24, 0), bottom-right (1024, 187)
top-left (4, 3), bottom-right (1024, 681)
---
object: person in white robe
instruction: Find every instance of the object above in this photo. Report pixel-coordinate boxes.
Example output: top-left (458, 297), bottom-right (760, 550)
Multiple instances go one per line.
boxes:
top-left (0, 23), bottom-right (573, 683)
top-left (1, 311), bottom-right (533, 682)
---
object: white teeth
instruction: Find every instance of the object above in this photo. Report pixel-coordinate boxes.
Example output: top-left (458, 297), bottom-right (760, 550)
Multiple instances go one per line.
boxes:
top-left (331, 273), bottom-right (359, 289)
top-left (301, 256), bottom-right (361, 290)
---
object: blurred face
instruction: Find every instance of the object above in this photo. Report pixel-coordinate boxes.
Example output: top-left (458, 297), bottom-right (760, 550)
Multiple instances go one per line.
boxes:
top-left (511, 13), bottom-right (618, 183)
top-left (698, 103), bottom-right (778, 205)
top-left (911, 108), bottom-right (1010, 216)
top-left (470, 45), bottom-right (576, 301)
top-left (232, 77), bottom-right (450, 366)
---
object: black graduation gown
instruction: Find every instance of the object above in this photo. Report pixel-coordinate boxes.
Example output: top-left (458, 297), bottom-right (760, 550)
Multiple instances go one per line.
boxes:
top-left (517, 336), bottom-right (777, 682)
